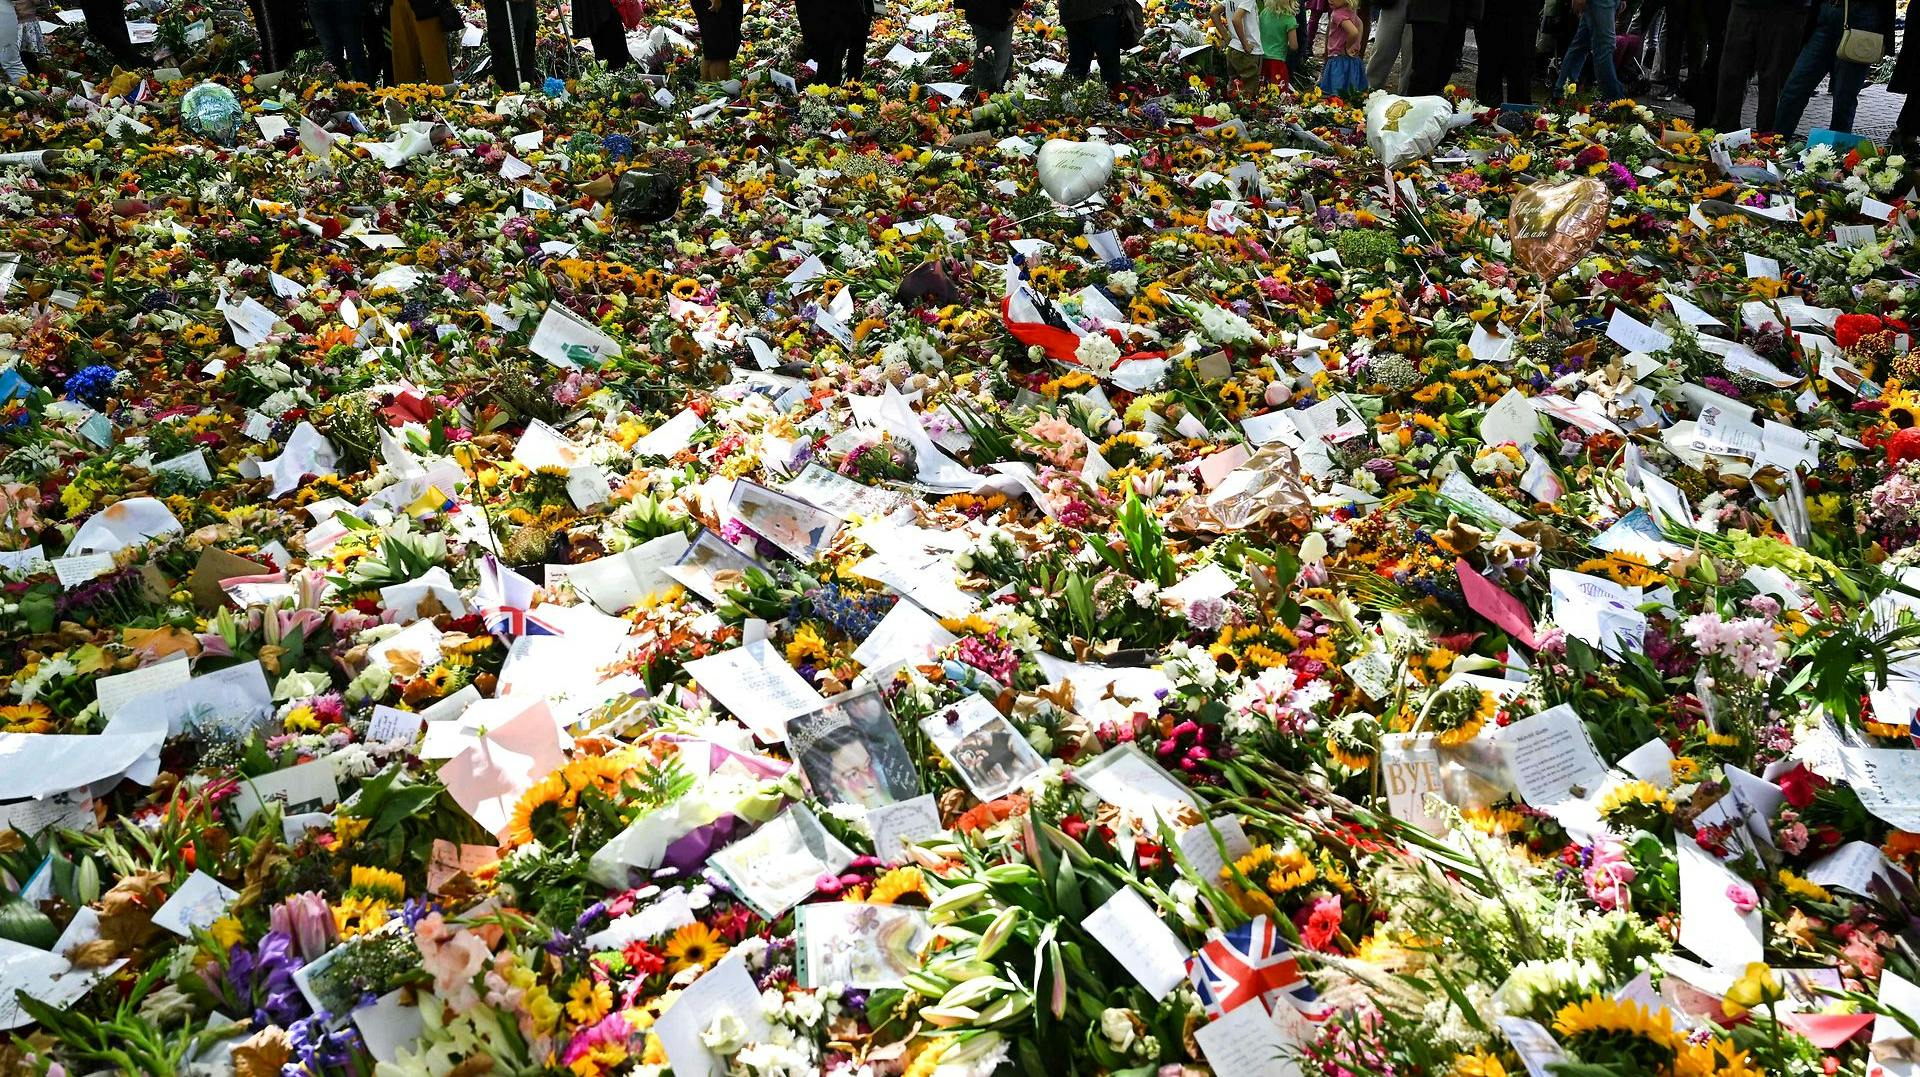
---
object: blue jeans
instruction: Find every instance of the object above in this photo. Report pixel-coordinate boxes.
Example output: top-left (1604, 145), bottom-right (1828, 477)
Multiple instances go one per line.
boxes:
top-left (1560, 0), bottom-right (1624, 100)
top-left (1775, 0), bottom-right (1886, 135)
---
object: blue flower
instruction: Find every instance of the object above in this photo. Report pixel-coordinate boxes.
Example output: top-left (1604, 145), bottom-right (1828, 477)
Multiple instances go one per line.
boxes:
top-left (63, 365), bottom-right (117, 410)
top-left (603, 133), bottom-right (634, 159)
top-left (543, 76), bottom-right (567, 97)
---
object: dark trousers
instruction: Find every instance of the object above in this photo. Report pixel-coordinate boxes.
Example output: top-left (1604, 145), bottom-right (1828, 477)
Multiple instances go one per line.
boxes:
top-left (1902, 94), bottom-right (1920, 138)
top-left (312, 0), bottom-right (374, 80)
top-left (486, 0), bottom-right (538, 87)
top-left (1476, 0), bottom-right (1542, 104)
top-left (588, 17), bottom-right (631, 69)
top-left (1405, 16), bottom-right (1468, 95)
top-left (799, 0), bottom-right (870, 82)
top-left (1065, 10), bottom-right (1123, 87)
top-left (1712, 0), bottom-right (1796, 131)
top-left (245, 0), bottom-right (305, 71)
top-left (1687, 0), bottom-right (1728, 119)
top-left (80, 0), bottom-right (144, 66)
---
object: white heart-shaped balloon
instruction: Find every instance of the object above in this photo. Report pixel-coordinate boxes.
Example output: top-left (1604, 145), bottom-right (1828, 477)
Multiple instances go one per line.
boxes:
top-left (1363, 93), bottom-right (1454, 168)
top-left (1036, 139), bottom-right (1116, 206)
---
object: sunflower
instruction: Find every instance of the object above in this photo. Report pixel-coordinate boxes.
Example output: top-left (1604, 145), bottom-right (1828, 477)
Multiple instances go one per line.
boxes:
top-left (349, 865), bottom-right (406, 901)
top-left (331, 894), bottom-right (390, 939)
top-left (1575, 552), bottom-right (1663, 588)
top-left (504, 771), bottom-right (569, 849)
top-left (1235, 844), bottom-right (1318, 894)
top-left (1425, 685), bottom-right (1497, 747)
top-left (1596, 780), bottom-right (1675, 831)
top-left (1450, 1050), bottom-right (1509, 1077)
top-left (663, 922), bottom-right (729, 973)
top-left (866, 866), bottom-right (927, 905)
top-left (1551, 996), bottom-right (1683, 1074)
top-left (670, 277), bottom-right (702, 300)
top-left (1327, 740), bottom-right (1374, 772)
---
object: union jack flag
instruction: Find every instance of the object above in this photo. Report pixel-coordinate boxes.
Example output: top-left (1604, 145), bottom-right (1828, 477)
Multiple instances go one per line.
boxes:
top-left (482, 604), bottom-right (563, 638)
top-left (1186, 915), bottom-right (1317, 1018)
top-left (476, 555), bottom-right (562, 639)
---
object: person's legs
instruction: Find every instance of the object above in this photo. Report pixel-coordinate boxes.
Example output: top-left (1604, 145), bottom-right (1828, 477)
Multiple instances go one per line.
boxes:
top-left (1475, 14), bottom-right (1505, 102)
top-left (1064, 16), bottom-right (1093, 79)
top-left (310, 0), bottom-right (345, 71)
top-left (590, 16), bottom-right (631, 70)
top-left (1507, 2), bottom-right (1541, 101)
top-left (1406, 18), bottom-right (1453, 93)
top-left (1559, 9), bottom-right (1593, 88)
top-left (1773, 2), bottom-right (1840, 136)
top-left (975, 23), bottom-right (1013, 90)
top-left (82, 0), bottom-right (144, 65)
top-left (841, 7), bottom-right (870, 81)
top-left (1365, 0), bottom-right (1408, 89)
top-left (487, 0), bottom-right (534, 87)
top-left (0, 3), bottom-right (25, 82)
top-left (389, 0), bottom-right (420, 81)
top-left (1710, 4), bottom-right (1755, 130)
top-left (1092, 9), bottom-right (1122, 86)
top-left (1582, 0), bottom-right (1622, 97)
top-left (1820, 0), bottom-right (1883, 133)
top-left (1687, 0), bottom-right (1726, 117)
top-left (1750, 16), bottom-right (1797, 131)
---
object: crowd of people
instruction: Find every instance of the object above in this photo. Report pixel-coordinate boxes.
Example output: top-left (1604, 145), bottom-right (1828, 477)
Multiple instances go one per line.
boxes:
top-left (0, 0), bottom-right (1913, 143)
top-left (1359, 0), bottom-right (1917, 145)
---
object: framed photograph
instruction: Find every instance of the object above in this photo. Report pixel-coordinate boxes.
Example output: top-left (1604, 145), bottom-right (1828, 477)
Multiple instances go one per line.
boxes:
top-left (786, 687), bottom-right (921, 809)
top-left (708, 806), bottom-right (856, 919)
top-left (726, 480), bottom-right (842, 561)
top-left (796, 902), bottom-right (930, 989)
top-left (918, 693), bottom-right (1046, 802)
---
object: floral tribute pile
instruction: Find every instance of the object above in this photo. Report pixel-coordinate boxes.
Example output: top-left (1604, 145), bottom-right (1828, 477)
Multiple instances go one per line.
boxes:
top-left (4, 4), bottom-right (1920, 1077)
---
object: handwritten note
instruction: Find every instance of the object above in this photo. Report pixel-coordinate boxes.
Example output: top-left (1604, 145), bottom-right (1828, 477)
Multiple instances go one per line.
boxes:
top-left (1083, 888), bottom-right (1190, 1000)
top-left (1194, 1000), bottom-right (1303, 1077)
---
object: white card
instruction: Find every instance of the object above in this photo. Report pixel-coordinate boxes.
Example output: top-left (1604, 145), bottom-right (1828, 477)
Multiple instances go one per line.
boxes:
top-left (151, 870), bottom-right (239, 936)
top-left (1194, 1000), bottom-right (1303, 1077)
top-left (366, 705), bottom-right (424, 746)
top-left (866, 794), bottom-right (944, 862)
top-left (654, 956), bottom-right (772, 1077)
top-left (1677, 835), bottom-right (1763, 970)
top-left (682, 640), bottom-right (825, 742)
top-left (1082, 888), bottom-right (1189, 1000)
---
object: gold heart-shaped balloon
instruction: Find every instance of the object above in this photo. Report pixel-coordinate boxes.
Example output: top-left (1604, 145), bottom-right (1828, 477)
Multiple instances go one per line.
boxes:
top-left (1507, 177), bottom-right (1610, 282)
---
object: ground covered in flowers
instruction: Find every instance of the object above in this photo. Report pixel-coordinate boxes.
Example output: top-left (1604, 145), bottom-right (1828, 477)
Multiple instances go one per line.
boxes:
top-left (3, 6), bottom-right (1920, 1077)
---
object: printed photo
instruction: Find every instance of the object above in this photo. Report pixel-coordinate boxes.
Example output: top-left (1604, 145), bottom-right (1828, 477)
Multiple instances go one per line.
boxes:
top-left (726, 481), bottom-right (842, 561)
top-left (919, 693), bottom-right (1046, 802)
top-left (786, 687), bottom-right (920, 809)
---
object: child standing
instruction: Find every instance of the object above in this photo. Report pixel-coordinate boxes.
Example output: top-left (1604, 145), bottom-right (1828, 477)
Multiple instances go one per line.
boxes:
top-left (1317, 0), bottom-right (1367, 97)
top-left (1214, 0), bottom-right (1264, 93)
top-left (1258, 0), bottom-right (1297, 85)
